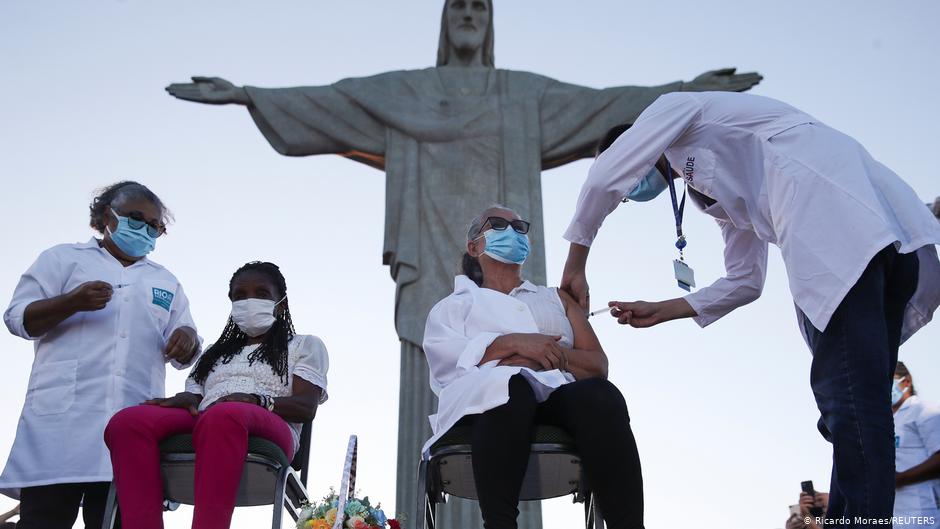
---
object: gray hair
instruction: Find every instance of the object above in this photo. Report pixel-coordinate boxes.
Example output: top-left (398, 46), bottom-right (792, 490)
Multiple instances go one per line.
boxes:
top-left (89, 181), bottom-right (172, 234)
top-left (462, 203), bottom-right (513, 286)
top-left (466, 203), bottom-right (512, 241)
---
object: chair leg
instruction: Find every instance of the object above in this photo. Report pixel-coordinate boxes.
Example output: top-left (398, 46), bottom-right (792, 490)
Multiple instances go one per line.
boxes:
top-left (583, 492), bottom-right (593, 529)
top-left (583, 490), bottom-right (604, 529)
top-left (101, 482), bottom-right (118, 529)
top-left (594, 502), bottom-right (604, 529)
top-left (284, 471), bottom-right (309, 522)
top-left (416, 459), bottom-right (434, 529)
top-left (272, 466), bottom-right (289, 529)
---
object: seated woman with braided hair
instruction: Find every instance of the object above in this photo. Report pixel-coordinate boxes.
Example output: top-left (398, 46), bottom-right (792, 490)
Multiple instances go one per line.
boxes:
top-left (422, 205), bottom-right (645, 529)
top-left (104, 261), bottom-right (329, 529)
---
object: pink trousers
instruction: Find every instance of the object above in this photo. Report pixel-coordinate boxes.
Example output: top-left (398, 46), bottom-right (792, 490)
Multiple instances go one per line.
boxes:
top-left (104, 402), bottom-right (295, 529)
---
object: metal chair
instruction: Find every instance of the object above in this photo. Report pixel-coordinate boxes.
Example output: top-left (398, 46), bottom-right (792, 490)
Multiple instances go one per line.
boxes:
top-left (101, 420), bottom-right (313, 529)
top-left (416, 424), bottom-right (604, 529)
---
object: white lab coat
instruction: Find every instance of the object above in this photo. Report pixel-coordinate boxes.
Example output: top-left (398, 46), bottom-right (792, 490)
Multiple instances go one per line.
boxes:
top-left (894, 395), bottom-right (940, 527)
top-left (565, 91), bottom-right (940, 338)
top-left (421, 276), bottom-right (574, 457)
top-left (0, 239), bottom-right (198, 499)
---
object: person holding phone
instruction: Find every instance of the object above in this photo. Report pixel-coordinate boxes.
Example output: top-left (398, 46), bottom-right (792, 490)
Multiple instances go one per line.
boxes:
top-left (0, 181), bottom-right (200, 529)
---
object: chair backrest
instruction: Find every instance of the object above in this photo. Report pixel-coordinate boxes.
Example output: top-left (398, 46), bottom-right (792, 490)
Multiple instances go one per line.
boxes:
top-left (291, 420), bottom-right (313, 486)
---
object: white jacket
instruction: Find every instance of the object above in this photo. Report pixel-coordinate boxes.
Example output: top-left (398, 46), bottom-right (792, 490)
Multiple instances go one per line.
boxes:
top-left (0, 239), bottom-right (198, 498)
top-left (421, 276), bottom-right (574, 457)
top-left (565, 91), bottom-right (940, 338)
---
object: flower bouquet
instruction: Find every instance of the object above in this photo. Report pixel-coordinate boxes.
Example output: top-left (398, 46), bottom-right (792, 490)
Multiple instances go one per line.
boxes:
top-left (297, 489), bottom-right (401, 529)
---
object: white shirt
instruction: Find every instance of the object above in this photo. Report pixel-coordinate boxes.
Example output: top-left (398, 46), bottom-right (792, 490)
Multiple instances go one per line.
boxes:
top-left (565, 91), bottom-right (940, 337)
top-left (184, 334), bottom-right (329, 452)
top-left (421, 275), bottom-right (575, 457)
top-left (1, 239), bottom-right (198, 498)
top-left (895, 395), bottom-right (940, 521)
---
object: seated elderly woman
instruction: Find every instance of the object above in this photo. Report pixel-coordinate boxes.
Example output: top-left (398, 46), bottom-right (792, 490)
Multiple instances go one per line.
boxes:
top-left (104, 261), bottom-right (329, 529)
top-left (422, 205), bottom-right (644, 529)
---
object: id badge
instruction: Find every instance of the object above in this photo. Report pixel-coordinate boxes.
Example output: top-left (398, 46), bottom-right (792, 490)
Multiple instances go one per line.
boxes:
top-left (673, 259), bottom-right (696, 292)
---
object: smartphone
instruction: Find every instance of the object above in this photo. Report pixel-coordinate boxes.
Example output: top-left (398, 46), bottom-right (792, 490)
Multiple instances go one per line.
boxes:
top-left (801, 480), bottom-right (824, 517)
top-left (788, 504), bottom-right (800, 518)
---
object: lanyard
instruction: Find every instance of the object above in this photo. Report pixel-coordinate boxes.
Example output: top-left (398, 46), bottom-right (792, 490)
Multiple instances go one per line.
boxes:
top-left (664, 158), bottom-right (687, 259)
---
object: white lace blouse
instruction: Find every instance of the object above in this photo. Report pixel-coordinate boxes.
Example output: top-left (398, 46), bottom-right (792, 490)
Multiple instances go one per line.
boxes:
top-left (185, 334), bottom-right (329, 450)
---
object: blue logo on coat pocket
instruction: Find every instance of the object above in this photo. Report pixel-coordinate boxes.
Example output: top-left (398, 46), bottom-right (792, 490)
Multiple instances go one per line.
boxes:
top-left (152, 288), bottom-right (174, 311)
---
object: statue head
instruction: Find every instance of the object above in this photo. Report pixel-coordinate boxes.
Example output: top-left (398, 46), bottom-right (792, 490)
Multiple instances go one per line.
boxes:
top-left (437, 0), bottom-right (495, 68)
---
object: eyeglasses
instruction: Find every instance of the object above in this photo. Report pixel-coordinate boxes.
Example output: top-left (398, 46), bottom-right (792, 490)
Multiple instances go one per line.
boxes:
top-left (112, 208), bottom-right (165, 238)
top-left (477, 216), bottom-right (530, 237)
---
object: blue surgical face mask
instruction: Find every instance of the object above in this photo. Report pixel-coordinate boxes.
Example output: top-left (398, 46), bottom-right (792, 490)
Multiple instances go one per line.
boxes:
top-left (478, 228), bottom-right (530, 265)
top-left (892, 377), bottom-right (909, 406)
top-left (624, 166), bottom-right (669, 202)
top-left (107, 208), bottom-right (157, 257)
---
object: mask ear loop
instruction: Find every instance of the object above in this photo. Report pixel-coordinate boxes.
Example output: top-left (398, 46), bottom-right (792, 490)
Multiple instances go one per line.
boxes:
top-left (469, 230), bottom-right (490, 257)
top-left (273, 295), bottom-right (288, 317)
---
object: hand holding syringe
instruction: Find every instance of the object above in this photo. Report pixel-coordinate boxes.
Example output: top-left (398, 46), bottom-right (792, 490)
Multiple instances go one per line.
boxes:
top-left (588, 306), bottom-right (616, 318)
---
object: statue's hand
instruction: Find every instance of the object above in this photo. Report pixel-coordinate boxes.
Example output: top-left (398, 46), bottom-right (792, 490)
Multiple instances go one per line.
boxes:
top-left (165, 76), bottom-right (249, 105)
top-left (686, 68), bottom-right (763, 93)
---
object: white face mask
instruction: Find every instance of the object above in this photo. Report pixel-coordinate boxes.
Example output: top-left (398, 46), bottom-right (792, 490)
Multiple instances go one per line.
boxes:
top-left (230, 296), bottom-right (286, 337)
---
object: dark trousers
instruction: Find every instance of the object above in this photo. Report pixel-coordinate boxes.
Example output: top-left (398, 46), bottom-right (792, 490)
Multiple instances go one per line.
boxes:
top-left (801, 245), bottom-right (919, 527)
top-left (18, 481), bottom-right (119, 529)
top-left (465, 375), bottom-right (644, 529)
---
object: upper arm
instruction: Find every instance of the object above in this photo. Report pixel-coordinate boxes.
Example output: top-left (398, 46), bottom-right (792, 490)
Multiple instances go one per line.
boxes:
top-left (4, 248), bottom-right (66, 339)
top-left (539, 79), bottom-right (685, 166)
top-left (718, 219), bottom-right (768, 293)
top-left (245, 83), bottom-right (387, 159)
top-left (292, 335), bottom-right (329, 404)
top-left (564, 94), bottom-right (703, 247)
top-left (557, 288), bottom-right (604, 355)
top-left (290, 375), bottom-right (322, 408)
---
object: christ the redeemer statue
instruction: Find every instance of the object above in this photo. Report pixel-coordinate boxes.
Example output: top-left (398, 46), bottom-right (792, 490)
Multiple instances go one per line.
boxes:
top-left (167, 1), bottom-right (761, 527)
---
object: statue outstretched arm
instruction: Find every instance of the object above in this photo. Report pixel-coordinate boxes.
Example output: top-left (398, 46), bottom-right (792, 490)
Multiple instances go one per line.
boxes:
top-left (539, 67), bottom-right (762, 167)
top-left (166, 75), bottom-right (387, 163)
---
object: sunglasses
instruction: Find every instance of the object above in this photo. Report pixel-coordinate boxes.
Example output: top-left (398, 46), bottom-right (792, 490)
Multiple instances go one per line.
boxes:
top-left (477, 216), bottom-right (531, 237)
top-left (113, 208), bottom-right (165, 238)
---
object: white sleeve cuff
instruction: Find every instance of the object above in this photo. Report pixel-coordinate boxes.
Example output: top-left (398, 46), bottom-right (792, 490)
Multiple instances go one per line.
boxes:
top-left (685, 294), bottom-right (717, 328)
top-left (4, 304), bottom-right (41, 341)
top-left (562, 221), bottom-right (597, 248)
top-left (293, 366), bottom-right (329, 405)
top-left (456, 332), bottom-right (502, 372)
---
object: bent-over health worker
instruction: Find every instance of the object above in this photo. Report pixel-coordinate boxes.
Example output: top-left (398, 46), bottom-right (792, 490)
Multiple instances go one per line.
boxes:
top-left (560, 91), bottom-right (940, 526)
top-left (0, 181), bottom-right (200, 529)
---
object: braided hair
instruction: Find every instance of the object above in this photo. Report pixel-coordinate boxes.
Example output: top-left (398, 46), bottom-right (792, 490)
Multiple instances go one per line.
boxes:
top-left (189, 261), bottom-right (295, 385)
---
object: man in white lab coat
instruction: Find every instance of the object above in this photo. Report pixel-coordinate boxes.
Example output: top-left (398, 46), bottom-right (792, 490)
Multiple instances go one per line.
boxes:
top-left (560, 91), bottom-right (940, 525)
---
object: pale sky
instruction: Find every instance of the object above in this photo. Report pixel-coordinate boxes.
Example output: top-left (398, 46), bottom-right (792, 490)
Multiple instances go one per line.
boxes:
top-left (1, 1), bottom-right (938, 528)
